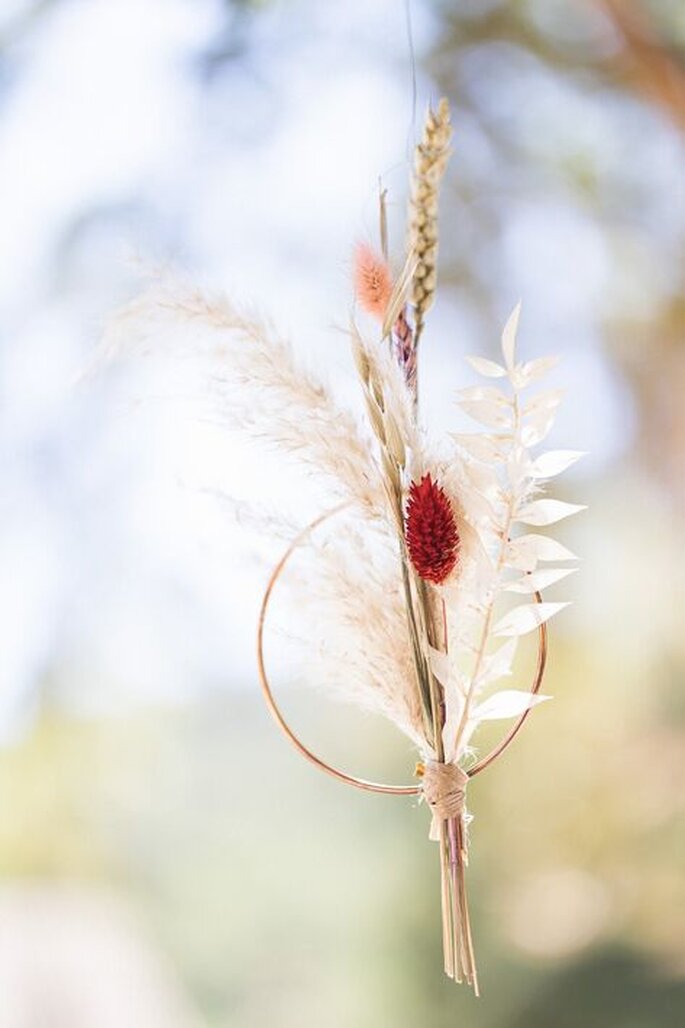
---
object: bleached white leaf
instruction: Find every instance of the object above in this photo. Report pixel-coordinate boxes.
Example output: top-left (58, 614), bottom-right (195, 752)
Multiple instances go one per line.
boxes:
top-left (506, 447), bottom-right (533, 490)
top-left (457, 399), bottom-right (512, 430)
top-left (428, 646), bottom-right (451, 690)
top-left (505, 534), bottom-right (578, 570)
top-left (504, 567), bottom-right (577, 593)
top-left (428, 647), bottom-right (468, 698)
top-left (531, 450), bottom-right (585, 479)
top-left (451, 433), bottom-right (511, 463)
top-left (493, 602), bottom-right (569, 637)
top-left (456, 385), bottom-right (511, 406)
top-left (501, 302), bottom-right (521, 370)
top-left (443, 695), bottom-right (469, 761)
top-left (462, 459), bottom-right (502, 500)
top-left (476, 638), bottom-right (518, 686)
top-left (524, 389), bottom-right (564, 417)
top-left (521, 409), bottom-right (557, 447)
top-left (516, 499), bottom-right (587, 526)
top-left (471, 690), bottom-right (551, 722)
top-left (512, 355), bottom-right (560, 389)
top-left (454, 720), bottom-right (479, 761)
top-left (465, 355), bottom-right (508, 378)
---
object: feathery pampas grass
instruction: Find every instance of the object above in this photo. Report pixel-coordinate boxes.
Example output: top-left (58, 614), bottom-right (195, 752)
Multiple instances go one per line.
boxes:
top-left (101, 278), bottom-right (387, 518)
top-left (100, 98), bottom-right (582, 992)
top-left (299, 527), bottom-right (425, 746)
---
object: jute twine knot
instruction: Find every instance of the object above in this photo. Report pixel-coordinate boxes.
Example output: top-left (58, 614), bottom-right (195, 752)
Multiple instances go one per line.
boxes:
top-left (422, 760), bottom-right (468, 821)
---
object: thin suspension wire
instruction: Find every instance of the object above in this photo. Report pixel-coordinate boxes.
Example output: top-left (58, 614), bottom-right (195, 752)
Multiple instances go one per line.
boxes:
top-left (257, 504), bottom-right (548, 794)
top-left (404, 0), bottom-right (418, 155)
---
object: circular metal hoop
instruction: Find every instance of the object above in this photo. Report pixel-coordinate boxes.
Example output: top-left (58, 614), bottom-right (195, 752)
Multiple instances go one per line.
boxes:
top-left (256, 503), bottom-right (548, 794)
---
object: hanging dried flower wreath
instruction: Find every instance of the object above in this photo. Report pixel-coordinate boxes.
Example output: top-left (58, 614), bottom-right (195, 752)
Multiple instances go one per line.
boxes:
top-left (102, 98), bottom-right (583, 992)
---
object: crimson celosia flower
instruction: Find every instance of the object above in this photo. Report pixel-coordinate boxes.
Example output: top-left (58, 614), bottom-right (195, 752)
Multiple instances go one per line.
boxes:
top-left (405, 473), bottom-right (460, 584)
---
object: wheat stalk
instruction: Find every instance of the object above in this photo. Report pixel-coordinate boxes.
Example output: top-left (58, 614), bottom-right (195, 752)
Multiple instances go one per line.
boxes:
top-left (407, 98), bottom-right (452, 348)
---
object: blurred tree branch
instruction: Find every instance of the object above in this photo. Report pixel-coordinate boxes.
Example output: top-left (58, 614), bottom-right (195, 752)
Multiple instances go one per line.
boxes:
top-left (598, 0), bottom-right (685, 130)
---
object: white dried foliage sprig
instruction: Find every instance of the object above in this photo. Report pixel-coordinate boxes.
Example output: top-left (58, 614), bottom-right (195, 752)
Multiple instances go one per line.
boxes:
top-left (101, 278), bottom-right (386, 518)
top-left (430, 303), bottom-right (584, 762)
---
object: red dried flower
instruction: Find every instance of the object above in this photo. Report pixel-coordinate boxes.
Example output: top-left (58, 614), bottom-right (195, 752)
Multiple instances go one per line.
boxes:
top-left (405, 474), bottom-right (460, 584)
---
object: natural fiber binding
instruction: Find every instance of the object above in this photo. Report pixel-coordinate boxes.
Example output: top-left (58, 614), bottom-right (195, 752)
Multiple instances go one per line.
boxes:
top-left (423, 759), bottom-right (468, 820)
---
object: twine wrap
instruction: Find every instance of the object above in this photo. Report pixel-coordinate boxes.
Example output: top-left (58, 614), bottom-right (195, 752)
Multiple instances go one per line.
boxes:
top-left (423, 759), bottom-right (468, 834)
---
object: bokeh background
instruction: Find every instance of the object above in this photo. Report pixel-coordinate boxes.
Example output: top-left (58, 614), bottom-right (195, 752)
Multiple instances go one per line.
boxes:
top-left (0, 1), bottom-right (683, 1025)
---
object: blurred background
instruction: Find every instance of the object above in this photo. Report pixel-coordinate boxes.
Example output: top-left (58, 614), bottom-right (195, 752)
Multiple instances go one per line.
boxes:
top-left (0, 0), bottom-right (683, 1025)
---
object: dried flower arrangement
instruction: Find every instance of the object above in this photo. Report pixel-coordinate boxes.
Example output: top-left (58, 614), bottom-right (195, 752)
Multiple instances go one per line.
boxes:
top-left (102, 98), bottom-right (583, 992)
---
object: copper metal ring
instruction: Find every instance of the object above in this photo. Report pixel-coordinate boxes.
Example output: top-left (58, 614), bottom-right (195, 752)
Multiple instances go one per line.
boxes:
top-left (256, 503), bottom-right (548, 794)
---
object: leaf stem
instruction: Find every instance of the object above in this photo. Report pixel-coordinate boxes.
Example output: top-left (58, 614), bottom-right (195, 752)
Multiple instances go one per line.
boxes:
top-left (452, 391), bottom-right (522, 756)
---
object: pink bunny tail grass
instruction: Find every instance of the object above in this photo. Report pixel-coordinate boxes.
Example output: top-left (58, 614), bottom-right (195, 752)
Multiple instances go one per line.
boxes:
top-left (353, 243), bottom-right (393, 320)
